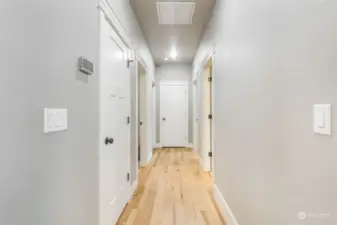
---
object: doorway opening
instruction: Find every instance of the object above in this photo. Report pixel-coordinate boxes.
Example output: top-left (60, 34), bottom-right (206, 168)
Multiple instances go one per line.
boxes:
top-left (129, 57), bottom-right (148, 192)
top-left (138, 62), bottom-right (147, 168)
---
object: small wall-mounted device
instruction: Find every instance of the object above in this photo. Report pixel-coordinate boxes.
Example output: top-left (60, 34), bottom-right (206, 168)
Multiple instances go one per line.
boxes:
top-left (78, 57), bottom-right (94, 75)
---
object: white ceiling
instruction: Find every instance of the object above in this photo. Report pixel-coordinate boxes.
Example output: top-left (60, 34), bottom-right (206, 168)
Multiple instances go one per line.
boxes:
top-left (130, 0), bottom-right (215, 65)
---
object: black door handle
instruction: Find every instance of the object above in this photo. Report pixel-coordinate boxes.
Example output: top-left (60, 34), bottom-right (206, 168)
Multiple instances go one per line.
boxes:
top-left (105, 137), bottom-right (114, 145)
top-left (162, 118), bottom-right (166, 121)
top-left (140, 122), bottom-right (143, 126)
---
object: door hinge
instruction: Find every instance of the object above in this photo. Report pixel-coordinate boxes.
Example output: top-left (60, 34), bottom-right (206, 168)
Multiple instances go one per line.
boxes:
top-left (208, 114), bottom-right (213, 120)
top-left (208, 77), bottom-right (212, 82)
top-left (127, 60), bottom-right (133, 68)
top-left (208, 152), bottom-right (213, 157)
top-left (127, 173), bottom-right (130, 181)
top-left (127, 116), bottom-right (130, 124)
top-left (138, 145), bottom-right (141, 162)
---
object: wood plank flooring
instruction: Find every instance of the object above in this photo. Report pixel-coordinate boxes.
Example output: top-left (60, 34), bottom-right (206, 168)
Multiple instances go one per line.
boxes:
top-left (116, 148), bottom-right (226, 225)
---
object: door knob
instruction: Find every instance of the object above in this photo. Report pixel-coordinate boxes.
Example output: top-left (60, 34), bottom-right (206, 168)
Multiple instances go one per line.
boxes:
top-left (105, 137), bottom-right (114, 145)
top-left (162, 118), bottom-right (166, 121)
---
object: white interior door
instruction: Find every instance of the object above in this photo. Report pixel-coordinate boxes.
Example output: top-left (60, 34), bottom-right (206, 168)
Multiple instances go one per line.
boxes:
top-left (129, 60), bottom-right (138, 184)
top-left (99, 13), bottom-right (131, 225)
top-left (138, 71), bottom-right (146, 164)
top-left (152, 85), bottom-right (156, 148)
top-left (160, 85), bottom-right (188, 147)
top-left (115, 60), bottom-right (131, 213)
top-left (193, 77), bottom-right (199, 152)
top-left (201, 68), bottom-right (211, 171)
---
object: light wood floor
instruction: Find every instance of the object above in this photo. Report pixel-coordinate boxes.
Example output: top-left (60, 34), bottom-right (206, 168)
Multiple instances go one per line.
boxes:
top-left (116, 148), bottom-right (225, 225)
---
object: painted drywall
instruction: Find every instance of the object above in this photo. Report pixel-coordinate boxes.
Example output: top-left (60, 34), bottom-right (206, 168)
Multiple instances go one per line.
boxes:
top-left (195, 0), bottom-right (337, 224)
top-left (0, 1), bottom-right (100, 225)
top-left (109, 1), bottom-right (155, 164)
top-left (0, 1), bottom-right (155, 225)
top-left (155, 64), bottom-right (193, 144)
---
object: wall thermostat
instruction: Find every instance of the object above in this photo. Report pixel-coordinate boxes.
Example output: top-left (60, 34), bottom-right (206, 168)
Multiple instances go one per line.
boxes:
top-left (78, 57), bottom-right (94, 75)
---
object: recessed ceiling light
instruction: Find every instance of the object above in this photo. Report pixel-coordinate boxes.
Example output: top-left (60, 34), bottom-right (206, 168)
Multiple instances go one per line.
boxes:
top-left (164, 57), bottom-right (169, 61)
top-left (170, 51), bottom-right (178, 60)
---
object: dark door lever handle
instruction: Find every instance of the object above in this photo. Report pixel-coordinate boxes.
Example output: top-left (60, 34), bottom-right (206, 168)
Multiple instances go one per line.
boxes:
top-left (162, 118), bottom-right (166, 121)
top-left (105, 137), bottom-right (114, 145)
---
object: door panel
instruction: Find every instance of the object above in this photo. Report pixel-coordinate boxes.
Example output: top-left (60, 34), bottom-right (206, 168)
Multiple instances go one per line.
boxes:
top-left (193, 79), bottom-right (199, 152)
top-left (99, 14), bottom-right (131, 225)
top-left (160, 85), bottom-right (188, 147)
top-left (199, 68), bottom-right (211, 171)
top-left (129, 61), bottom-right (138, 184)
top-left (139, 73), bottom-right (146, 163)
top-left (114, 65), bottom-right (131, 217)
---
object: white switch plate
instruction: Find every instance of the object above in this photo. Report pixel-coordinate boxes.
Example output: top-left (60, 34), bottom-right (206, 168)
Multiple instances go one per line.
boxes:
top-left (313, 104), bottom-right (331, 136)
top-left (44, 108), bottom-right (68, 133)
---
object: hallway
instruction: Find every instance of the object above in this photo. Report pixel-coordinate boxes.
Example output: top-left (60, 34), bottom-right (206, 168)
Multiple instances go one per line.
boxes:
top-left (2, 0), bottom-right (337, 225)
top-left (117, 148), bottom-right (225, 225)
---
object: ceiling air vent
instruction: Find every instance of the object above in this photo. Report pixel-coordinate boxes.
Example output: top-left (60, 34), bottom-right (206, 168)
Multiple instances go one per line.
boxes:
top-left (156, 2), bottom-right (196, 25)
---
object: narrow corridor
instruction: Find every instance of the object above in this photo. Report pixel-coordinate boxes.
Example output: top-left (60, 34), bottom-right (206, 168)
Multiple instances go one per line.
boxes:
top-left (2, 1), bottom-right (337, 225)
top-left (117, 148), bottom-right (225, 225)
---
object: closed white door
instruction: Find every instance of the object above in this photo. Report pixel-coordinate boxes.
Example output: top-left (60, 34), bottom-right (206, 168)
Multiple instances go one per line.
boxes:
top-left (200, 67), bottom-right (211, 171)
top-left (114, 58), bottom-right (131, 216)
top-left (129, 60), bottom-right (138, 184)
top-left (99, 14), bottom-right (131, 225)
top-left (160, 85), bottom-right (188, 147)
top-left (193, 78), bottom-right (199, 152)
top-left (138, 73), bottom-right (146, 163)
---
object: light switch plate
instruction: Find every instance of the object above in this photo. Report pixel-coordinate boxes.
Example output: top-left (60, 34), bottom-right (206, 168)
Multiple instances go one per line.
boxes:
top-left (44, 108), bottom-right (68, 133)
top-left (313, 104), bottom-right (331, 136)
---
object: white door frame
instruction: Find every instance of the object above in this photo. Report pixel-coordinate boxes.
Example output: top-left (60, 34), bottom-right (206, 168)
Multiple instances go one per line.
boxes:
top-left (129, 58), bottom-right (139, 187)
top-left (159, 81), bottom-right (189, 148)
top-left (152, 81), bottom-right (157, 149)
top-left (192, 76), bottom-right (199, 153)
top-left (197, 47), bottom-right (215, 175)
top-left (137, 60), bottom-right (148, 167)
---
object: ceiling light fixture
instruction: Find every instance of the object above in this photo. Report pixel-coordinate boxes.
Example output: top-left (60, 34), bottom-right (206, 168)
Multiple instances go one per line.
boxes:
top-left (170, 51), bottom-right (178, 60)
top-left (164, 57), bottom-right (169, 61)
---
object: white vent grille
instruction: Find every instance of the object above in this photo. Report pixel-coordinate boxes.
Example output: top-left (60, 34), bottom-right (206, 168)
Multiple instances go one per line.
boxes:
top-left (156, 2), bottom-right (196, 25)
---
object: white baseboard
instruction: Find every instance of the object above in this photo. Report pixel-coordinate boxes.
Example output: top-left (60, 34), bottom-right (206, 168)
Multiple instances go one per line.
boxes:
top-left (198, 154), bottom-right (211, 172)
top-left (140, 152), bottom-right (153, 167)
top-left (186, 143), bottom-right (193, 148)
top-left (130, 180), bottom-right (138, 197)
top-left (153, 143), bottom-right (162, 148)
top-left (213, 184), bottom-right (239, 225)
top-left (148, 152), bottom-right (152, 162)
top-left (198, 155), bottom-right (206, 171)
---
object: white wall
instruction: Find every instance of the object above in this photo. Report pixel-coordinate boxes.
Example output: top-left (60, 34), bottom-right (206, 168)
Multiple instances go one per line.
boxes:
top-left (0, 1), bottom-right (100, 225)
top-left (155, 64), bottom-right (193, 144)
top-left (195, 0), bottom-right (337, 225)
top-left (0, 1), bottom-right (155, 225)
top-left (108, 1), bottom-right (155, 164)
